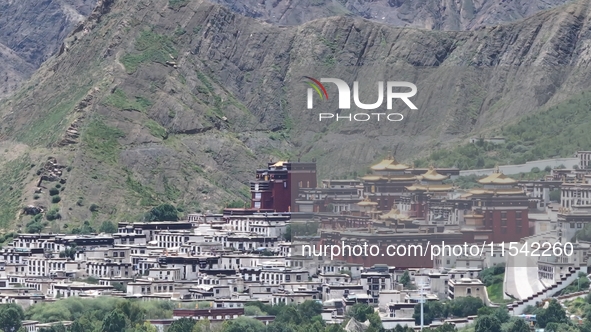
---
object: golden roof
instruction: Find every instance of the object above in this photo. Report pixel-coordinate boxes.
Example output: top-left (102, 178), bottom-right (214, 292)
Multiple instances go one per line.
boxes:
top-left (361, 175), bottom-right (382, 181)
top-left (271, 161), bottom-right (286, 167)
top-left (361, 174), bottom-right (416, 181)
top-left (358, 197), bottom-right (378, 206)
top-left (477, 170), bottom-right (517, 185)
top-left (466, 188), bottom-right (524, 196)
top-left (370, 157), bottom-right (410, 171)
top-left (418, 166), bottom-right (449, 182)
top-left (379, 207), bottom-right (410, 220)
top-left (406, 184), bottom-right (453, 192)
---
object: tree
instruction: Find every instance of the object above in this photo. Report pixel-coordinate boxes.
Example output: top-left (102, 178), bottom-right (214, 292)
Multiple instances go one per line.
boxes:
top-left (168, 318), bottom-right (196, 332)
top-left (492, 306), bottom-right (510, 324)
top-left (367, 312), bottom-right (384, 332)
top-left (0, 305), bottom-right (23, 332)
top-left (70, 315), bottom-right (94, 332)
top-left (448, 296), bottom-right (483, 317)
top-left (116, 300), bottom-right (146, 326)
top-left (474, 315), bottom-right (501, 332)
top-left (38, 323), bottom-right (67, 332)
top-left (537, 299), bottom-right (567, 328)
top-left (348, 303), bottom-right (375, 322)
top-left (399, 271), bottom-right (411, 288)
top-left (113, 282), bottom-right (126, 292)
top-left (192, 319), bottom-right (215, 332)
top-left (144, 204), bottom-right (179, 221)
top-left (298, 300), bottom-right (323, 318)
top-left (59, 243), bottom-right (77, 260)
top-left (434, 323), bottom-right (456, 332)
top-left (99, 221), bottom-right (118, 233)
top-left (71, 221), bottom-right (95, 234)
top-left (284, 224), bottom-right (292, 242)
top-left (508, 319), bottom-right (531, 332)
top-left (244, 306), bottom-right (266, 316)
top-left (102, 309), bottom-right (127, 332)
top-left (26, 222), bottom-right (44, 233)
top-left (132, 322), bottom-right (158, 332)
top-left (221, 317), bottom-right (265, 332)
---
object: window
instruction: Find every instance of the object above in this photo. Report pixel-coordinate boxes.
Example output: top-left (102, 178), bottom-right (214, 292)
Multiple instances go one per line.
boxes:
top-left (501, 212), bottom-right (507, 219)
top-left (571, 223), bottom-right (576, 228)
top-left (254, 202), bottom-right (261, 208)
top-left (578, 223), bottom-right (583, 228)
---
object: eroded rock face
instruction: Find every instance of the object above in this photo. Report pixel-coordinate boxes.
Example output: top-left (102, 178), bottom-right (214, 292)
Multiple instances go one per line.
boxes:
top-left (0, 0), bottom-right (572, 99)
top-left (208, 0), bottom-right (573, 29)
top-left (0, 0), bottom-right (98, 98)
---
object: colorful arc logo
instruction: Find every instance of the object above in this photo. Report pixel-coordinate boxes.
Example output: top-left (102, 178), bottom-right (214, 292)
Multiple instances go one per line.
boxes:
top-left (304, 76), bottom-right (328, 109)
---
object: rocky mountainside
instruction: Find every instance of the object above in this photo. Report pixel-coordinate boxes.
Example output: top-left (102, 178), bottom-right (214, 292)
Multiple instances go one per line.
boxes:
top-left (0, 0), bottom-right (591, 230)
top-left (0, 0), bottom-right (97, 98)
top-left (0, 0), bottom-right (573, 99)
top-left (210, 0), bottom-right (574, 29)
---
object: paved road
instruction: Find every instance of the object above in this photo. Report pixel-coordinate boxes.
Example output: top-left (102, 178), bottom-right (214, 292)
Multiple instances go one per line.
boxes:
top-left (459, 158), bottom-right (579, 177)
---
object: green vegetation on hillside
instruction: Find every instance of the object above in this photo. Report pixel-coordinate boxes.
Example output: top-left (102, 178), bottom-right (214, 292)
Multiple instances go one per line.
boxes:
top-left (21, 297), bottom-right (173, 331)
top-left (0, 155), bottom-right (31, 227)
top-left (121, 29), bottom-right (178, 74)
top-left (479, 264), bottom-right (507, 304)
top-left (144, 203), bottom-right (180, 221)
top-left (413, 296), bottom-right (484, 326)
top-left (145, 119), bottom-right (167, 139)
top-left (416, 91), bottom-right (591, 169)
top-left (81, 117), bottom-right (126, 164)
top-left (103, 88), bottom-right (153, 111)
top-left (574, 223), bottom-right (591, 242)
top-left (556, 272), bottom-right (590, 296)
top-left (14, 86), bottom-right (91, 146)
top-left (3, 298), bottom-right (383, 332)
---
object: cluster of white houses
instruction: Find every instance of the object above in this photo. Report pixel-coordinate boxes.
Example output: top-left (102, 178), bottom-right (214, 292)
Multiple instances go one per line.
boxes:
top-left (6, 152), bottom-right (591, 330)
top-left (0, 208), bottom-right (514, 330)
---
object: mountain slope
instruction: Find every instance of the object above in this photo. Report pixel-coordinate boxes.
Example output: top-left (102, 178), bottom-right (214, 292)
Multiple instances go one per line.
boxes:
top-left (0, 0), bottom-right (98, 98)
top-left (210, 0), bottom-right (575, 29)
top-left (1, 0), bottom-right (591, 229)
